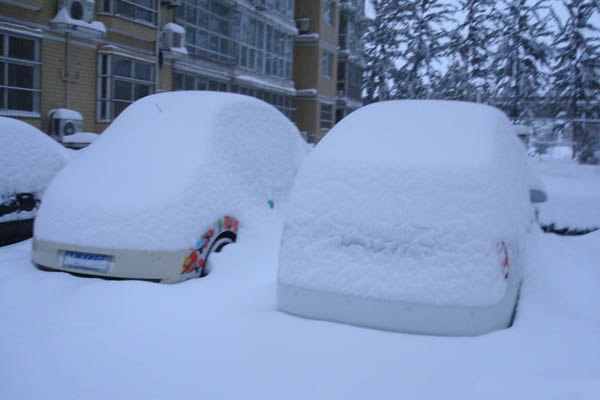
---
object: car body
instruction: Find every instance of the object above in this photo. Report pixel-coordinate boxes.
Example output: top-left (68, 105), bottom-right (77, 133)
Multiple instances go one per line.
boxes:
top-left (278, 100), bottom-right (534, 336)
top-left (33, 91), bottom-right (306, 283)
top-left (0, 117), bottom-right (69, 246)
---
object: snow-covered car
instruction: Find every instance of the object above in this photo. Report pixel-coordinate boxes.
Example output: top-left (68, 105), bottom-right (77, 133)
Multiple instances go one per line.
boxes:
top-left (278, 100), bottom-right (534, 336)
top-left (0, 117), bottom-right (69, 246)
top-left (32, 92), bottom-right (306, 283)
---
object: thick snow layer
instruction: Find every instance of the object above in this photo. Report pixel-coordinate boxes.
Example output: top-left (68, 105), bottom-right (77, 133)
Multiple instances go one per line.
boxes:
top-left (50, 7), bottom-right (106, 36)
top-left (279, 100), bottom-right (532, 307)
top-left (0, 209), bottom-right (599, 399)
top-left (48, 108), bottom-right (83, 121)
top-left (60, 132), bottom-right (98, 144)
top-left (0, 117), bottom-right (69, 197)
top-left (34, 92), bottom-right (306, 251)
top-left (534, 158), bottom-right (600, 230)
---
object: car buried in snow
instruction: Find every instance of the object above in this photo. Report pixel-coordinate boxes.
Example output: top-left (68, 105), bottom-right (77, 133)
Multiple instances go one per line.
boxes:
top-left (0, 117), bottom-right (69, 246)
top-left (32, 91), bottom-right (306, 283)
top-left (278, 100), bottom-right (537, 336)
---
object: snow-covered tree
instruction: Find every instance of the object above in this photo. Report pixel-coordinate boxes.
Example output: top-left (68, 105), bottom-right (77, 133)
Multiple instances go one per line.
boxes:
top-left (392, 0), bottom-right (455, 99)
top-left (446, 0), bottom-right (497, 102)
top-left (363, 0), bottom-right (400, 103)
top-left (551, 0), bottom-right (600, 163)
top-left (490, 0), bottom-right (552, 123)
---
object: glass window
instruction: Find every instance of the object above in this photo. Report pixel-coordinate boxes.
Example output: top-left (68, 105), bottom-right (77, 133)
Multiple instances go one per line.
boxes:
top-left (324, 0), bottom-right (334, 26)
top-left (115, 0), bottom-right (157, 24)
top-left (320, 104), bottom-right (333, 129)
top-left (177, 0), bottom-right (233, 64)
top-left (97, 54), bottom-right (154, 121)
top-left (322, 51), bottom-right (332, 78)
top-left (0, 33), bottom-right (40, 114)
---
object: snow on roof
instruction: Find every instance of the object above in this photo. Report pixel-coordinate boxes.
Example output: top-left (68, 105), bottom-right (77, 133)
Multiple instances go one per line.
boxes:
top-left (35, 92), bottom-right (306, 251)
top-left (278, 100), bottom-right (532, 308)
top-left (0, 117), bottom-right (69, 196)
top-left (48, 108), bottom-right (83, 121)
top-left (50, 7), bottom-right (106, 37)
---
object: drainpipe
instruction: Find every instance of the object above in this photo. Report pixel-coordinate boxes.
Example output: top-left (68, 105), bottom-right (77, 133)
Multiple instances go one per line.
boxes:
top-left (155, 4), bottom-right (161, 93)
top-left (65, 32), bottom-right (70, 109)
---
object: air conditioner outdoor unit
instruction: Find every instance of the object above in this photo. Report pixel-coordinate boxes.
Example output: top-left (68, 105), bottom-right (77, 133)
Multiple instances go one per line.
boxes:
top-left (252, 0), bottom-right (267, 11)
top-left (161, 0), bottom-right (183, 6)
top-left (295, 18), bottom-right (310, 33)
top-left (160, 23), bottom-right (188, 58)
top-left (59, 0), bottom-right (95, 23)
top-left (48, 109), bottom-right (83, 140)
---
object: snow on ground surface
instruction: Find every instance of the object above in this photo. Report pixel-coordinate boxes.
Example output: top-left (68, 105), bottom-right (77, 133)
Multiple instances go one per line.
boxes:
top-left (280, 101), bottom-right (531, 307)
top-left (34, 92), bottom-right (306, 251)
top-left (1, 157), bottom-right (599, 399)
top-left (533, 158), bottom-right (600, 230)
top-left (1, 212), bottom-right (600, 399)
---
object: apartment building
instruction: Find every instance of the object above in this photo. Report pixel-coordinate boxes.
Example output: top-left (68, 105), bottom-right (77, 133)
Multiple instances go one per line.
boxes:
top-left (0, 0), bottom-right (363, 143)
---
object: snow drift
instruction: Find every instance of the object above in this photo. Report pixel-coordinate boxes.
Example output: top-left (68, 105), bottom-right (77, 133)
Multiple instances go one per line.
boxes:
top-left (34, 92), bottom-right (306, 251)
top-left (278, 100), bottom-right (533, 335)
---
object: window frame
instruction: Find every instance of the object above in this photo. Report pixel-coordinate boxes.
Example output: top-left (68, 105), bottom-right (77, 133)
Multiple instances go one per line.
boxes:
top-left (176, 0), bottom-right (235, 64)
top-left (322, 50), bottom-right (332, 78)
top-left (100, 0), bottom-right (159, 26)
top-left (320, 103), bottom-right (333, 130)
top-left (97, 53), bottom-right (155, 123)
top-left (0, 32), bottom-right (41, 116)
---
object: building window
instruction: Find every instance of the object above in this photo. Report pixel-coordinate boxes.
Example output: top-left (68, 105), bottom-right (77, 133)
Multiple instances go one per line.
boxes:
top-left (98, 54), bottom-right (154, 122)
top-left (238, 13), bottom-right (293, 80)
top-left (337, 61), bottom-right (362, 101)
top-left (324, 0), bottom-right (335, 26)
top-left (0, 33), bottom-right (40, 115)
top-left (320, 104), bottom-right (333, 129)
top-left (102, 0), bottom-right (158, 25)
top-left (322, 51), bottom-right (332, 78)
top-left (176, 0), bottom-right (234, 64)
top-left (173, 70), bottom-right (294, 121)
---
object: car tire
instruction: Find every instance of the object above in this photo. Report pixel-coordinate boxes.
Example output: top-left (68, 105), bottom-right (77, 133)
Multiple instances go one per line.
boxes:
top-left (201, 231), bottom-right (237, 277)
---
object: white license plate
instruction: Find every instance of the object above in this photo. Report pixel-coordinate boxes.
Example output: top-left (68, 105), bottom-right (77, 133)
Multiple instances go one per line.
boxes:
top-left (62, 250), bottom-right (112, 273)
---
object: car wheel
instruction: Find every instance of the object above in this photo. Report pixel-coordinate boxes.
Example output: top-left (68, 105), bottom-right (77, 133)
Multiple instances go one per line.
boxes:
top-left (201, 231), bottom-right (236, 277)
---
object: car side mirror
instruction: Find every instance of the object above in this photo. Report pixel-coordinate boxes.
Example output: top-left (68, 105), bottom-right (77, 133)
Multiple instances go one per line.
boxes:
top-left (530, 189), bottom-right (548, 203)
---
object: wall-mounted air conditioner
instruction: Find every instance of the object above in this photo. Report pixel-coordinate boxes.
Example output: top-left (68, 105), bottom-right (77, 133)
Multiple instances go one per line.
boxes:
top-left (162, 0), bottom-right (183, 7)
top-left (160, 23), bottom-right (188, 59)
top-left (48, 108), bottom-right (84, 140)
top-left (252, 0), bottom-right (267, 11)
top-left (295, 18), bottom-right (310, 33)
top-left (59, 0), bottom-right (95, 23)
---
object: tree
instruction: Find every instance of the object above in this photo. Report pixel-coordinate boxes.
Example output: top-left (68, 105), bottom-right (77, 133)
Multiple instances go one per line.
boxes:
top-left (449, 0), bottom-right (497, 102)
top-left (551, 0), bottom-right (600, 163)
top-left (392, 0), bottom-right (455, 99)
top-left (363, 0), bottom-right (400, 103)
top-left (490, 0), bottom-right (552, 124)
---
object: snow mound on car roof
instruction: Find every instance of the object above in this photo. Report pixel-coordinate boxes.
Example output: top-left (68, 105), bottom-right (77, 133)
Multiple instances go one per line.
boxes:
top-left (35, 92), bottom-right (306, 250)
top-left (0, 117), bottom-right (69, 196)
top-left (278, 100), bottom-right (531, 308)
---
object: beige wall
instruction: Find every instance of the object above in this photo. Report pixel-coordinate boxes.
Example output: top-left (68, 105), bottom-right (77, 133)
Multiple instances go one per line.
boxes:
top-left (40, 38), bottom-right (99, 133)
top-left (293, 46), bottom-right (319, 89)
top-left (295, 99), bottom-right (319, 138)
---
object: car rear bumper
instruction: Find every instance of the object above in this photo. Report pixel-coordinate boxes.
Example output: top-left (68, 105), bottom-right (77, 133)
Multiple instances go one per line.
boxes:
top-left (278, 279), bottom-right (522, 336)
top-left (32, 238), bottom-right (189, 283)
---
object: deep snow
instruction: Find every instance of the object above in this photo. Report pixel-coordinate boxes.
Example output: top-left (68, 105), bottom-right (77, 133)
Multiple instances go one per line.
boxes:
top-left (279, 101), bottom-right (531, 308)
top-left (35, 92), bottom-right (306, 251)
top-left (1, 160), bottom-right (599, 399)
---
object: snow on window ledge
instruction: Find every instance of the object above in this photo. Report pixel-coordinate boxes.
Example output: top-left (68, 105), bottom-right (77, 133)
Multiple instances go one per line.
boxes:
top-left (0, 110), bottom-right (40, 118)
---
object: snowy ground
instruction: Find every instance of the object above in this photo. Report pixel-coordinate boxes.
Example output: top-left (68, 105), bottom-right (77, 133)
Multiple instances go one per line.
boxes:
top-left (533, 158), bottom-right (600, 231)
top-left (1, 159), bottom-right (599, 399)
